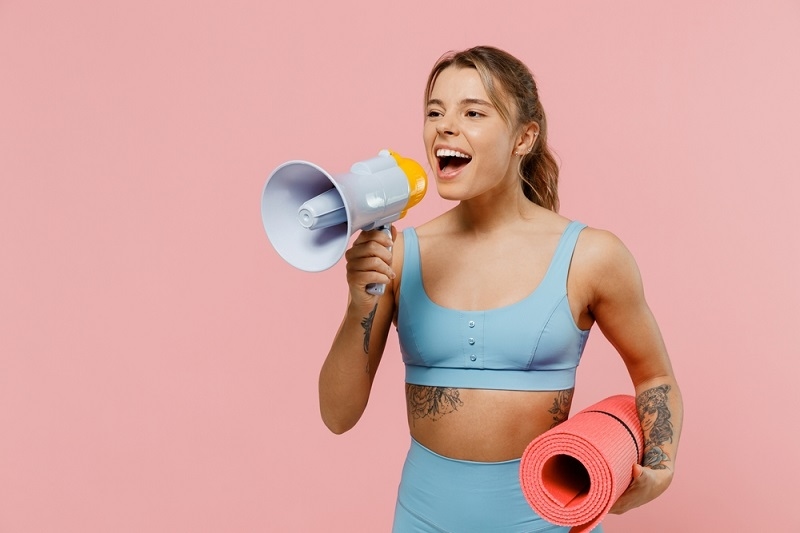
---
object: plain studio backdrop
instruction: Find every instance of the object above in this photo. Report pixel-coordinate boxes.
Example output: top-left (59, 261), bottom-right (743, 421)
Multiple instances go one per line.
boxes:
top-left (1, 1), bottom-right (798, 531)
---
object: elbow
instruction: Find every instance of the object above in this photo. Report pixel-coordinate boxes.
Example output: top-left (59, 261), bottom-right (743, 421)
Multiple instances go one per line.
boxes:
top-left (318, 377), bottom-right (368, 434)
top-left (320, 408), bottom-right (360, 435)
top-left (323, 419), bottom-right (351, 435)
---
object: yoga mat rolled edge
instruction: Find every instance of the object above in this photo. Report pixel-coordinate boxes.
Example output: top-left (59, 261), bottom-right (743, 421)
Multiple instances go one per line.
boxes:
top-left (519, 395), bottom-right (644, 533)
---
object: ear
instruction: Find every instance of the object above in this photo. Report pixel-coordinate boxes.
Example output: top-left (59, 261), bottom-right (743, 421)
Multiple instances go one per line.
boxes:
top-left (514, 122), bottom-right (540, 155)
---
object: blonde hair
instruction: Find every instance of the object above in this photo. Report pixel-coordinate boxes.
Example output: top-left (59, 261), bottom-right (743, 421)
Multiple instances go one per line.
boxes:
top-left (425, 46), bottom-right (560, 212)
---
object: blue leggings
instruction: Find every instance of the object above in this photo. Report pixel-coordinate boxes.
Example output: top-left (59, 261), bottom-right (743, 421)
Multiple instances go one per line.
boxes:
top-left (392, 439), bottom-right (603, 533)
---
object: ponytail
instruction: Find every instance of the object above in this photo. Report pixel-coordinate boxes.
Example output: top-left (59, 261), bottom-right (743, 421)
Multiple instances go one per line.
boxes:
top-left (520, 101), bottom-right (559, 212)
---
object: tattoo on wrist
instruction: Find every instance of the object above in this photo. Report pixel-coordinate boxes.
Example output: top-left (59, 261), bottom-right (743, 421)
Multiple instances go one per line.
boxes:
top-left (548, 388), bottom-right (574, 428)
top-left (636, 384), bottom-right (674, 470)
top-left (405, 385), bottom-right (463, 426)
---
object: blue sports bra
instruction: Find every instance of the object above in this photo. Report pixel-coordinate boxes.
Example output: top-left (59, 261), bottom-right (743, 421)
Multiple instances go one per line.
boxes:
top-left (396, 221), bottom-right (591, 391)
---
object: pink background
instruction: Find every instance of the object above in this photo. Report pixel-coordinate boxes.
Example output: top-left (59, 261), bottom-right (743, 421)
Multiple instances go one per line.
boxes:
top-left (2, 1), bottom-right (798, 531)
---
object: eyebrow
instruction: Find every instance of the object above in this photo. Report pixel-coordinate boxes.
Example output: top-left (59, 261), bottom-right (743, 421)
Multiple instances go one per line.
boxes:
top-left (427, 98), bottom-right (494, 108)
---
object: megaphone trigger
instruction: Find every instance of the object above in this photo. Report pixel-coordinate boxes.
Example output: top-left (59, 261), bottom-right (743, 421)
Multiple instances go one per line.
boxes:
top-left (365, 225), bottom-right (393, 296)
top-left (261, 149), bottom-right (427, 293)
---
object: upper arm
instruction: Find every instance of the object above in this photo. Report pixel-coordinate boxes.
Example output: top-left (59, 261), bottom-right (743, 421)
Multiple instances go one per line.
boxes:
top-left (583, 230), bottom-right (674, 387)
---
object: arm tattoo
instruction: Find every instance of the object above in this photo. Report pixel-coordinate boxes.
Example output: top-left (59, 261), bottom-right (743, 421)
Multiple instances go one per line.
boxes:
top-left (405, 385), bottom-right (463, 426)
top-left (548, 388), bottom-right (574, 428)
top-left (360, 304), bottom-right (378, 354)
top-left (636, 384), bottom-right (674, 470)
top-left (360, 304), bottom-right (378, 373)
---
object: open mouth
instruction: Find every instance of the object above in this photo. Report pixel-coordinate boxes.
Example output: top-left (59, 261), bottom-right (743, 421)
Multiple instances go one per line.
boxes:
top-left (436, 148), bottom-right (472, 174)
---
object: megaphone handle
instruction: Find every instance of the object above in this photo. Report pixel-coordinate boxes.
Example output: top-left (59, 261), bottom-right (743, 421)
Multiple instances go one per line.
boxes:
top-left (365, 225), bottom-right (393, 296)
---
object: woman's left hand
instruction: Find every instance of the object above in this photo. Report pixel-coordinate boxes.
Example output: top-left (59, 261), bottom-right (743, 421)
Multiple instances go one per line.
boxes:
top-left (609, 463), bottom-right (673, 514)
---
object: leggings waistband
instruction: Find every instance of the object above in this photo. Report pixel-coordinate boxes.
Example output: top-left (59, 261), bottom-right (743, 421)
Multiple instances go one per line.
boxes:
top-left (394, 438), bottom-right (573, 532)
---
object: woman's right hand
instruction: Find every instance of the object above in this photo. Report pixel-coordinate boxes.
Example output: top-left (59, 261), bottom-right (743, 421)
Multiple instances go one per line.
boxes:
top-left (344, 226), bottom-right (396, 308)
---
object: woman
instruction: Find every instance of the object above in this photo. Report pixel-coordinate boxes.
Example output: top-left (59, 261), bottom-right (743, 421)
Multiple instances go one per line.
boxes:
top-left (319, 46), bottom-right (683, 532)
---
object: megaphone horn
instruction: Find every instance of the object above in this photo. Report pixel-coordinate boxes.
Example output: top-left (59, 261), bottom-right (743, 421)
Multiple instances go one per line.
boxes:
top-left (261, 149), bottom-right (427, 295)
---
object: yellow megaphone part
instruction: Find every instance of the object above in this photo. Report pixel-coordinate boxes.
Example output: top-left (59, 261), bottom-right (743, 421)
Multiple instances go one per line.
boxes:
top-left (388, 150), bottom-right (428, 218)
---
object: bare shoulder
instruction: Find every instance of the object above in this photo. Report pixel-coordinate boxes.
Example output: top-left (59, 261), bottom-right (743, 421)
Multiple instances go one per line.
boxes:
top-left (574, 226), bottom-right (633, 263)
top-left (572, 225), bottom-right (644, 295)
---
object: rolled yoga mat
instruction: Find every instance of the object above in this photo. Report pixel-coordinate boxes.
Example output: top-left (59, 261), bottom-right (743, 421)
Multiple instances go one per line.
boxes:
top-left (519, 395), bottom-right (644, 533)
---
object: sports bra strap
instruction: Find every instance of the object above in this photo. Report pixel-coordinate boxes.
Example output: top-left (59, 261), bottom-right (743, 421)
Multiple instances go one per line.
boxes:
top-left (401, 226), bottom-right (421, 282)
top-left (547, 220), bottom-right (587, 290)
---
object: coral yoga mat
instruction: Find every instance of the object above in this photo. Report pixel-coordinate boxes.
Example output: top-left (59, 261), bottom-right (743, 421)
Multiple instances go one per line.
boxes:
top-left (519, 395), bottom-right (643, 532)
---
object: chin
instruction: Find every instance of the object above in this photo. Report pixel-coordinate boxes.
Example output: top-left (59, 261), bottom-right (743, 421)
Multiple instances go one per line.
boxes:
top-left (433, 180), bottom-right (470, 202)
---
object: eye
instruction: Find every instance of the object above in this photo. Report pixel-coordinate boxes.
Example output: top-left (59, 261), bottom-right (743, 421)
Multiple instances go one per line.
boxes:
top-left (426, 109), bottom-right (443, 118)
top-left (466, 110), bottom-right (484, 118)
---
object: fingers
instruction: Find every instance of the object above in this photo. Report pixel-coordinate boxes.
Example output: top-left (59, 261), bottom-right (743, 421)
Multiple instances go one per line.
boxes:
top-left (345, 228), bottom-right (396, 292)
top-left (351, 227), bottom-right (394, 250)
top-left (609, 465), bottom-right (661, 515)
top-left (609, 465), bottom-right (644, 514)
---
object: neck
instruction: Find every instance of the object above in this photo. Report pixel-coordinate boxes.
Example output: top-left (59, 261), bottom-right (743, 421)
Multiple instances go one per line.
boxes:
top-left (453, 179), bottom-right (540, 236)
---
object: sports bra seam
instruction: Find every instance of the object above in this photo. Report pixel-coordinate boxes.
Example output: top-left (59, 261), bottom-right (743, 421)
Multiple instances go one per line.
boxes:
top-left (527, 293), bottom-right (568, 368)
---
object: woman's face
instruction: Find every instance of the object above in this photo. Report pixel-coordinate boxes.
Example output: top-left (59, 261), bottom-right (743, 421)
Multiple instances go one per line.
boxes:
top-left (641, 408), bottom-right (658, 434)
top-left (423, 66), bottom-right (520, 202)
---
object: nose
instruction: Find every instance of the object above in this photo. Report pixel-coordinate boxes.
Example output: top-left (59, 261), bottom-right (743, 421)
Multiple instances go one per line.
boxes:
top-left (436, 115), bottom-right (457, 136)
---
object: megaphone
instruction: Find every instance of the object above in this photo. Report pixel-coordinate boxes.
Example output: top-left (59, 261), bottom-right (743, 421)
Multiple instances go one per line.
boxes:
top-left (261, 149), bottom-right (427, 294)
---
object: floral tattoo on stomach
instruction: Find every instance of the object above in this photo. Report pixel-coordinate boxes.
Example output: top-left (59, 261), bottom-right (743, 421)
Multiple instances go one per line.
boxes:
top-left (405, 385), bottom-right (463, 426)
top-left (548, 388), bottom-right (574, 428)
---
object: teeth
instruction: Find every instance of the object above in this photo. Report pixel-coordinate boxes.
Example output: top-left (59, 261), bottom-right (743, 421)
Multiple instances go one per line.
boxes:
top-left (436, 148), bottom-right (471, 159)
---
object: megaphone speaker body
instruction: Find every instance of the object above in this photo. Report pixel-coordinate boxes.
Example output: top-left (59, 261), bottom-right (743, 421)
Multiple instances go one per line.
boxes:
top-left (261, 150), bottom-right (427, 284)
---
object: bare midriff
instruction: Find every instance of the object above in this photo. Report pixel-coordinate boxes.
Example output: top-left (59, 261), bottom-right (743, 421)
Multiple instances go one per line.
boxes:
top-left (405, 386), bottom-right (573, 462)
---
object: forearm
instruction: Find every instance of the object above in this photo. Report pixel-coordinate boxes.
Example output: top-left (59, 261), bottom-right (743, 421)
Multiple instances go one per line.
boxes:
top-left (609, 376), bottom-right (683, 515)
top-left (318, 300), bottom-right (384, 434)
top-left (635, 377), bottom-right (683, 478)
